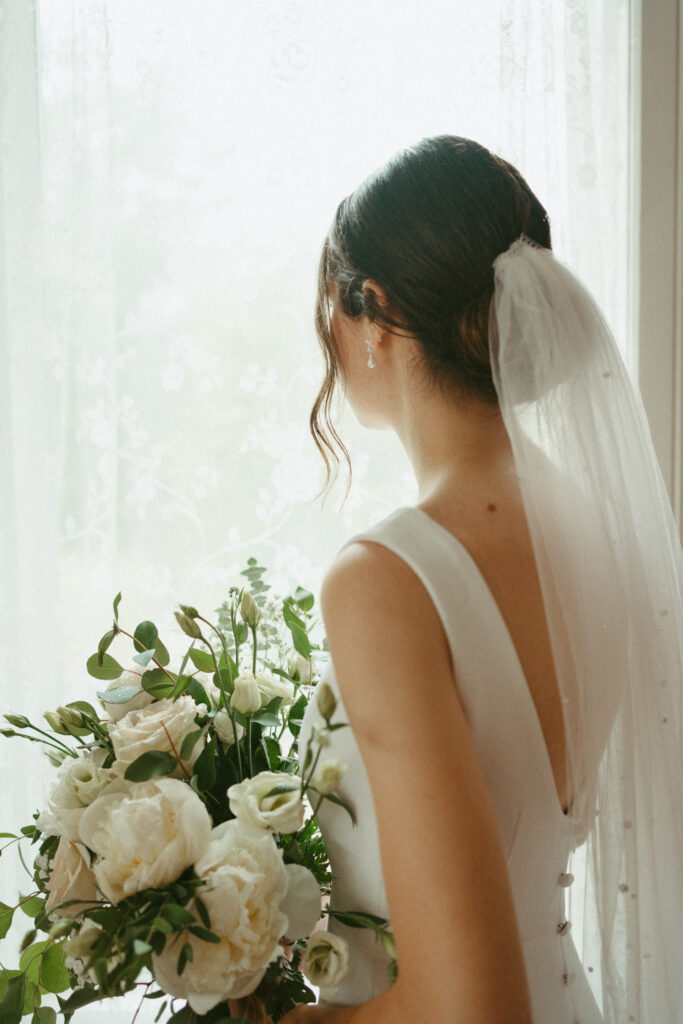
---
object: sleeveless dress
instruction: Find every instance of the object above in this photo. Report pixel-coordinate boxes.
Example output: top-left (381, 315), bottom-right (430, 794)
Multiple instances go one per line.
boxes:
top-left (299, 505), bottom-right (604, 1024)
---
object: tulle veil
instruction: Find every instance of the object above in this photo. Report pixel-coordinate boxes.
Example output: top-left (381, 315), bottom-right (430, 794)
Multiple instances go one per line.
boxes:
top-left (490, 237), bottom-right (683, 1022)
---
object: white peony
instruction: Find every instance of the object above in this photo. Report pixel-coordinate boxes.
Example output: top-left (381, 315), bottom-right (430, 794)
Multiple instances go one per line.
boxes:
top-left (45, 837), bottom-right (99, 918)
top-left (36, 752), bottom-right (118, 841)
top-left (280, 864), bottom-right (321, 940)
top-left (228, 771), bottom-right (305, 836)
top-left (301, 931), bottom-right (352, 998)
top-left (311, 759), bottom-right (346, 796)
top-left (78, 777), bottom-right (212, 903)
top-left (107, 695), bottom-right (205, 776)
top-left (229, 674), bottom-right (261, 715)
top-left (151, 819), bottom-right (289, 1014)
top-left (101, 667), bottom-right (155, 722)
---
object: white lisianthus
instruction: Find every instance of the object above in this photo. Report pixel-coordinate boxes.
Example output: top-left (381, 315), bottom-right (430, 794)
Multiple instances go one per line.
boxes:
top-left (108, 695), bottom-right (205, 776)
top-left (101, 667), bottom-right (155, 722)
top-left (301, 932), bottom-right (352, 998)
top-left (312, 759), bottom-right (346, 796)
top-left (228, 771), bottom-right (305, 836)
top-left (288, 653), bottom-right (313, 685)
top-left (253, 670), bottom-right (295, 708)
top-left (45, 837), bottom-right (99, 918)
top-left (281, 864), bottom-right (321, 940)
top-left (151, 819), bottom-right (289, 1014)
top-left (229, 674), bottom-right (261, 715)
top-left (36, 753), bottom-right (117, 841)
top-left (78, 777), bottom-right (212, 904)
top-left (213, 709), bottom-right (244, 746)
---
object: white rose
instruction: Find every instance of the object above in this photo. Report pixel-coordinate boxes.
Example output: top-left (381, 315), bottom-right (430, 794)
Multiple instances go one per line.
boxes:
top-left (213, 709), bottom-right (244, 747)
top-left (228, 771), bottom-right (305, 836)
top-left (288, 653), bottom-right (313, 685)
top-left (281, 864), bottom-right (321, 940)
top-left (229, 674), bottom-right (261, 715)
top-left (301, 932), bottom-right (351, 998)
top-left (45, 838), bottom-right (99, 918)
top-left (78, 777), bottom-right (212, 903)
top-left (253, 670), bottom-right (295, 708)
top-left (311, 759), bottom-right (346, 796)
top-left (36, 753), bottom-right (117, 840)
top-left (151, 819), bottom-right (288, 1014)
top-left (108, 695), bottom-right (205, 776)
top-left (101, 667), bottom-right (155, 722)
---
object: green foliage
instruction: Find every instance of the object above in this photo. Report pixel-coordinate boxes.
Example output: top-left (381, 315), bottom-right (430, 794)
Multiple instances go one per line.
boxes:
top-left (86, 652), bottom-right (124, 680)
top-left (124, 750), bottom-right (178, 782)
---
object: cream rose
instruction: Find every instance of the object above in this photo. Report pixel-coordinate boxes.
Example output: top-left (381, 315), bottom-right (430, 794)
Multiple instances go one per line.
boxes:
top-left (288, 653), bottom-right (313, 685)
top-left (227, 771), bottom-right (305, 836)
top-left (101, 667), bottom-right (155, 722)
top-left (151, 819), bottom-right (288, 1014)
top-left (36, 752), bottom-right (117, 841)
top-left (78, 777), bottom-right (212, 903)
top-left (311, 759), bottom-right (346, 796)
top-left (45, 837), bottom-right (99, 918)
top-left (213, 709), bottom-right (244, 746)
top-left (253, 670), bottom-right (295, 708)
top-left (108, 695), bottom-right (205, 776)
top-left (301, 932), bottom-right (351, 998)
top-left (230, 674), bottom-right (261, 715)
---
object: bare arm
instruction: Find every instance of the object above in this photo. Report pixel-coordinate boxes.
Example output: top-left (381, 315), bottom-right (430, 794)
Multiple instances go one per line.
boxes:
top-left (283, 540), bottom-right (532, 1024)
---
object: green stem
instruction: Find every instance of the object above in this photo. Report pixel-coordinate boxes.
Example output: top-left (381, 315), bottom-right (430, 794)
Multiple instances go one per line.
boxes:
top-left (251, 625), bottom-right (257, 674)
top-left (27, 724), bottom-right (79, 758)
top-left (230, 599), bottom-right (241, 675)
top-left (117, 628), bottom-right (176, 684)
top-left (247, 718), bottom-right (254, 777)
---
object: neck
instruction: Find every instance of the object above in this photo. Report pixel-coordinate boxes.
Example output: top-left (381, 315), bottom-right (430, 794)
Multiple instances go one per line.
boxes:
top-left (390, 386), bottom-right (514, 504)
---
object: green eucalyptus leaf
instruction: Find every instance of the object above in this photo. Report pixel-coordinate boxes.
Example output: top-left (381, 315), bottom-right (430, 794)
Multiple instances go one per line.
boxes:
top-left (97, 630), bottom-right (116, 659)
top-left (124, 750), bottom-right (178, 782)
top-left (184, 679), bottom-right (210, 708)
top-left (188, 648), bottom-right (215, 673)
top-left (250, 710), bottom-right (280, 728)
top-left (37, 943), bottom-right (69, 993)
top-left (194, 896), bottom-right (210, 929)
top-left (154, 638), bottom-right (170, 667)
top-left (133, 939), bottom-right (153, 956)
top-left (152, 916), bottom-right (173, 934)
top-left (0, 972), bottom-right (26, 1024)
top-left (193, 740), bottom-right (216, 790)
top-left (134, 621), bottom-right (158, 652)
top-left (132, 649), bottom-right (156, 668)
top-left (33, 1006), bottom-right (57, 1024)
top-left (86, 653), bottom-right (124, 681)
top-left (188, 925), bottom-right (220, 943)
top-left (20, 895), bottom-right (43, 919)
top-left (96, 684), bottom-right (142, 705)
top-left (0, 902), bottom-right (15, 939)
top-left (292, 586), bottom-right (315, 612)
top-left (179, 729), bottom-right (204, 761)
top-left (141, 668), bottom-right (175, 699)
top-left (113, 592), bottom-right (122, 621)
top-left (58, 986), bottom-right (105, 1013)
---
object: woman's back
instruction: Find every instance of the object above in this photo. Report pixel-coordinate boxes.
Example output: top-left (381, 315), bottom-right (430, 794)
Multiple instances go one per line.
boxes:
top-left (300, 498), bottom-right (614, 1022)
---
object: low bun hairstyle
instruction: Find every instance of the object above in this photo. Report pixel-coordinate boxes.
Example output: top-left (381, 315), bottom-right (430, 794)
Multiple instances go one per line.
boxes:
top-left (309, 135), bottom-right (552, 500)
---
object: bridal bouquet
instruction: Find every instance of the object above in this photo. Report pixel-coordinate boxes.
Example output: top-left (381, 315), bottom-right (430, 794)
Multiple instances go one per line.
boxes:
top-left (0, 560), bottom-right (395, 1024)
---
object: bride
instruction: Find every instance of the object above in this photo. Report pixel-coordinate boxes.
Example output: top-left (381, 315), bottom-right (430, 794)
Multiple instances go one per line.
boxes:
top-left (279, 136), bottom-right (683, 1023)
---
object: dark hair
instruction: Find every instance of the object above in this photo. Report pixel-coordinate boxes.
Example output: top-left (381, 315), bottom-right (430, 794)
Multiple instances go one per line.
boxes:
top-left (309, 135), bottom-right (552, 501)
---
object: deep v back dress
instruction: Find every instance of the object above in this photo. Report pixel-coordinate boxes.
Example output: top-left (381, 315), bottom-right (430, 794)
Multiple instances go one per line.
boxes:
top-left (300, 505), bottom-right (604, 1024)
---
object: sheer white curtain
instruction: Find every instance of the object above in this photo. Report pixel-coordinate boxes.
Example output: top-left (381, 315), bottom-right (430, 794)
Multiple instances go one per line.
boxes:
top-left (0, 1), bottom-right (630, 1019)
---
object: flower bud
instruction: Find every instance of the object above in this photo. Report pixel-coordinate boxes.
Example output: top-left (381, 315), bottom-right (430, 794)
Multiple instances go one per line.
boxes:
top-left (0, 728), bottom-right (16, 737)
top-left (312, 758), bottom-right (345, 795)
top-left (316, 682), bottom-right (336, 722)
top-left (175, 611), bottom-right (202, 639)
top-left (4, 713), bottom-right (29, 729)
top-left (240, 591), bottom-right (261, 629)
top-left (48, 917), bottom-right (75, 940)
top-left (43, 711), bottom-right (69, 734)
top-left (178, 604), bottom-right (199, 619)
top-left (57, 706), bottom-right (84, 728)
top-left (230, 674), bottom-right (262, 715)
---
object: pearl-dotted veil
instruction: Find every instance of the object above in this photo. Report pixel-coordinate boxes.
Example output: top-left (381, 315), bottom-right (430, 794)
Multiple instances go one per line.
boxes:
top-left (490, 237), bottom-right (683, 1022)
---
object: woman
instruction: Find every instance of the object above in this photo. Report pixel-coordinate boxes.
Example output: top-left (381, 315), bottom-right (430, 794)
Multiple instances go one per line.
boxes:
top-left (282, 136), bottom-right (683, 1023)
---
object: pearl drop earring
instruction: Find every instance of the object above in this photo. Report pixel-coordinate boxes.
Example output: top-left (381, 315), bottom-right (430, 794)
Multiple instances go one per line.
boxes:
top-left (365, 338), bottom-right (375, 369)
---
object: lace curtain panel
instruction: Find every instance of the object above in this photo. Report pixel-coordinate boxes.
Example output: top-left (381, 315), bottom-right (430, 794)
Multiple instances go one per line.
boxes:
top-left (0, 1), bottom-right (629, 1020)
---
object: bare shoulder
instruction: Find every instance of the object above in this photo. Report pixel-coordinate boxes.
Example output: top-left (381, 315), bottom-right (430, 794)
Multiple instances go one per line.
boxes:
top-left (320, 539), bottom-right (455, 730)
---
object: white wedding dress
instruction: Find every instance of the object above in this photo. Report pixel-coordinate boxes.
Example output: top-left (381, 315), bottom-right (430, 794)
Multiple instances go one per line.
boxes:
top-left (300, 504), bottom-right (605, 1024)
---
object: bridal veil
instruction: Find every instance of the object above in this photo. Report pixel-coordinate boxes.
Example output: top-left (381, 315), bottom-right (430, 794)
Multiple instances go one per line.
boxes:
top-left (490, 237), bottom-right (683, 1022)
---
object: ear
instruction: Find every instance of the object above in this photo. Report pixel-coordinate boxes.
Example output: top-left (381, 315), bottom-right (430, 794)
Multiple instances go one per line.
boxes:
top-left (362, 279), bottom-right (391, 312)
